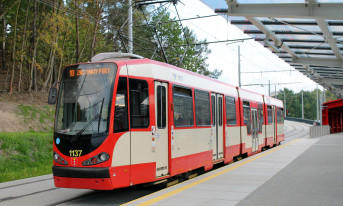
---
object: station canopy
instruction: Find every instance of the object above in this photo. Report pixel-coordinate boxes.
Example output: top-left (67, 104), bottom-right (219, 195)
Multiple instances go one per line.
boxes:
top-left (204, 0), bottom-right (343, 98)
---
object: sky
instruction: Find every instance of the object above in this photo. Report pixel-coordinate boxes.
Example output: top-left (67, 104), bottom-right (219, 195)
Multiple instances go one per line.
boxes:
top-left (164, 0), bottom-right (322, 96)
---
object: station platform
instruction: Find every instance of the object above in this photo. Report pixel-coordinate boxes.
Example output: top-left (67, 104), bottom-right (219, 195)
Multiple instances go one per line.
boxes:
top-left (124, 133), bottom-right (343, 206)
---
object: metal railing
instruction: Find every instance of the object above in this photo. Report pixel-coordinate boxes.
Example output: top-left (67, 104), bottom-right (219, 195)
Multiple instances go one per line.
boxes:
top-left (309, 125), bottom-right (330, 138)
top-left (285, 117), bottom-right (319, 125)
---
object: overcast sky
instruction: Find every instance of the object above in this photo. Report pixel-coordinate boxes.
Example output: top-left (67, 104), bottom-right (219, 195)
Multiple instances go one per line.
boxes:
top-left (166, 0), bottom-right (321, 96)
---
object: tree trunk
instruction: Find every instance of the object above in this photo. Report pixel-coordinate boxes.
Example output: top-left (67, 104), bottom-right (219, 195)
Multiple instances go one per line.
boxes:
top-left (2, 3), bottom-right (7, 88)
top-left (75, 0), bottom-right (80, 63)
top-left (90, 0), bottom-right (104, 60)
top-left (9, 0), bottom-right (21, 94)
top-left (45, 48), bottom-right (53, 80)
top-left (41, 57), bottom-right (53, 91)
top-left (0, 1), bottom-right (6, 73)
top-left (41, 38), bottom-right (57, 91)
top-left (18, 0), bottom-right (31, 92)
top-left (79, 22), bottom-right (91, 60)
top-left (57, 32), bottom-right (67, 82)
top-left (29, 0), bottom-right (38, 92)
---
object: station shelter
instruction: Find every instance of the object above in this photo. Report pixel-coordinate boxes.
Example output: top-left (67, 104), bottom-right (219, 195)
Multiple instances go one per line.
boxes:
top-left (322, 99), bottom-right (343, 133)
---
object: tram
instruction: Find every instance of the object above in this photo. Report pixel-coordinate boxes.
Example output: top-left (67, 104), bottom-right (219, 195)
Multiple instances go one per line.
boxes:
top-left (49, 53), bottom-right (284, 190)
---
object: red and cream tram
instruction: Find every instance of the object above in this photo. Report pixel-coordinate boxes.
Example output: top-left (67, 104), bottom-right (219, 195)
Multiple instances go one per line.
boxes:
top-left (50, 53), bottom-right (284, 190)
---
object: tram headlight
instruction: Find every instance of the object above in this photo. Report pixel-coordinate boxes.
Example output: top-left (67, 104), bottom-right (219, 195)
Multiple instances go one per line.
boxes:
top-left (82, 152), bottom-right (110, 166)
top-left (100, 153), bottom-right (107, 161)
top-left (53, 152), bottom-right (68, 165)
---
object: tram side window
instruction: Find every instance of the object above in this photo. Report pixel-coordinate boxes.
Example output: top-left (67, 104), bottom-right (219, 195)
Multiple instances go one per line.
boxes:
top-left (267, 106), bottom-right (272, 124)
top-left (173, 86), bottom-right (194, 127)
top-left (243, 101), bottom-right (251, 135)
top-left (114, 77), bottom-right (129, 132)
top-left (218, 97), bottom-right (223, 126)
top-left (277, 108), bottom-right (284, 123)
top-left (129, 79), bottom-right (149, 128)
top-left (281, 108), bottom-right (284, 123)
top-left (212, 95), bottom-right (215, 126)
top-left (258, 103), bottom-right (263, 133)
top-left (195, 90), bottom-right (211, 126)
top-left (157, 86), bottom-right (166, 129)
top-left (226, 96), bottom-right (236, 125)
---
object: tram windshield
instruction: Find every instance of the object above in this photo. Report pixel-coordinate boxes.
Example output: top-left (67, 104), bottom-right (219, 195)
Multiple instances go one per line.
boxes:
top-left (55, 63), bottom-right (116, 137)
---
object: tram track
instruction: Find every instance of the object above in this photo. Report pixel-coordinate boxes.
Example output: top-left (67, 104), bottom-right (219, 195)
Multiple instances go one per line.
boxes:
top-left (45, 191), bottom-right (96, 206)
top-left (0, 177), bottom-right (53, 190)
top-left (0, 121), bottom-right (311, 206)
top-left (283, 120), bottom-right (309, 142)
top-left (0, 188), bottom-right (58, 203)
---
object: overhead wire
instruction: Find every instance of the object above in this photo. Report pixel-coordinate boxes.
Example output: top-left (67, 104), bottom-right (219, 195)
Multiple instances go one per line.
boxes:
top-left (166, 8), bottom-right (240, 65)
top-left (37, 0), bottom-right (97, 22)
top-left (225, 16), bottom-right (298, 73)
top-left (167, 6), bottom-right (288, 74)
top-left (117, 1), bottom-right (179, 60)
top-left (134, 14), bottom-right (219, 27)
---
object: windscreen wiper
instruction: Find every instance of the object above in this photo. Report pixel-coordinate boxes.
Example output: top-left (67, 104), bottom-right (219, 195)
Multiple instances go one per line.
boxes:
top-left (97, 98), bottom-right (105, 134)
top-left (71, 113), bottom-right (100, 142)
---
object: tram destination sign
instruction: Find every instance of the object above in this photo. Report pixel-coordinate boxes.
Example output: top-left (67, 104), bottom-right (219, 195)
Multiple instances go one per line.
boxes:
top-left (68, 67), bottom-right (111, 78)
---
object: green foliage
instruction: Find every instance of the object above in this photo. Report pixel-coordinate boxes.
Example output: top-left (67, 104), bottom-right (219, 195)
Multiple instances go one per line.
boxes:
top-left (275, 88), bottom-right (338, 120)
top-left (0, 0), bottom-right (220, 93)
top-left (0, 132), bottom-right (53, 183)
top-left (133, 7), bottom-right (221, 78)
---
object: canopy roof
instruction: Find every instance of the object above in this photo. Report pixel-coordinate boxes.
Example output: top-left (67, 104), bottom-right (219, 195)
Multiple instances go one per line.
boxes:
top-left (208, 0), bottom-right (343, 98)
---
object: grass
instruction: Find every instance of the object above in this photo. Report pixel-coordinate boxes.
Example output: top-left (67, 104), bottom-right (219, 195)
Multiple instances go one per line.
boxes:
top-left (0, 132), bottom-right (53, 183)
top-left (16, 104), bottom-right (55, 131)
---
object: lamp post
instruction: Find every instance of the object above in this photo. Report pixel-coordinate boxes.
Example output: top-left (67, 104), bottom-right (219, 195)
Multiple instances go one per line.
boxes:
top-left (238, 45), bottom-right (241, 87)
top-left (128, 0), bottom-right (133, 53)
top-left (302, 91), bottom-right (304, 119)
top-left (284, 88), bottom-right (286, 117)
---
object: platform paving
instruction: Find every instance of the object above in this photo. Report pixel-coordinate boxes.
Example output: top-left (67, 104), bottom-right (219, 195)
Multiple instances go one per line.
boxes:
top-left (125, 135), bottom-right (331, 206)
top-left (238, 133), bottom-right (343, 206)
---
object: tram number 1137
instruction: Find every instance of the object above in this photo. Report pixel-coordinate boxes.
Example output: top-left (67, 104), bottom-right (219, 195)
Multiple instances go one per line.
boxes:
top-left (69, 150), bottom-right (82, 157)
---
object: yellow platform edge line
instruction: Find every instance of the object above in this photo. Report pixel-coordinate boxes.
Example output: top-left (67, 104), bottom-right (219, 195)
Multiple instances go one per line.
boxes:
top-left (121, 139), bottom-right (301, 206)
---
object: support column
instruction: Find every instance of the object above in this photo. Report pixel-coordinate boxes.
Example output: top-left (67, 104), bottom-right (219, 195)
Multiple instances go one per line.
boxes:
top-left (238, 45), bottom-right (241, 87)
top-left (128, 0), bottom-right (133, 53)
top-left (316, 84), bottom-right (319, 121)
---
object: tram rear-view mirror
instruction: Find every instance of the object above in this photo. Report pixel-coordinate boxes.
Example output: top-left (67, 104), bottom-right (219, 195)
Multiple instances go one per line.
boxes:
top-left (48, 88), bottom-right (57, 105)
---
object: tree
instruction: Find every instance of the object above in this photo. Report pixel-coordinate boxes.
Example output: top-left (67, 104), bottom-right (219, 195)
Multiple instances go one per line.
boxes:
top-left (8, 0), bottom-right (21, 93)
top-left (133, 7), bottom-right (221, 79)
top-left (276, 88), bottom-right (338, 120)
top-left (0, 0), bottom-right (221, 93)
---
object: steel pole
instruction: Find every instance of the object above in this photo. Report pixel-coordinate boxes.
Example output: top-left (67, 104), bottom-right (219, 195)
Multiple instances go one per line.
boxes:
top-left (302, 91), bottom-right (304, 119)
top-left (238, 45), bottom-right (241, 87)
top-left (317, 84), bottom-right (319, 121)
top-left (268, 80), bottom-right (270, 96)
top-left (128, 0), bottom-right (133, 53)
top-left (284, 88), bottom-right (287, 117)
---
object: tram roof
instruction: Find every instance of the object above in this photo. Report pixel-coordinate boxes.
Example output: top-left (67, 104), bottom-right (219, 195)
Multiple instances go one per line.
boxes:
top-left (203, 0), bottom-right (343, 98)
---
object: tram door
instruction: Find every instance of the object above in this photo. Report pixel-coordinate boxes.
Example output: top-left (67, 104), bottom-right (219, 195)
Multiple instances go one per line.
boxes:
top-left (154, 82), bottom-right (169, 177)
top-left (251, 109), bottom-right (259, 152)
top-left (211, 93), bottom-right (224, 161)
